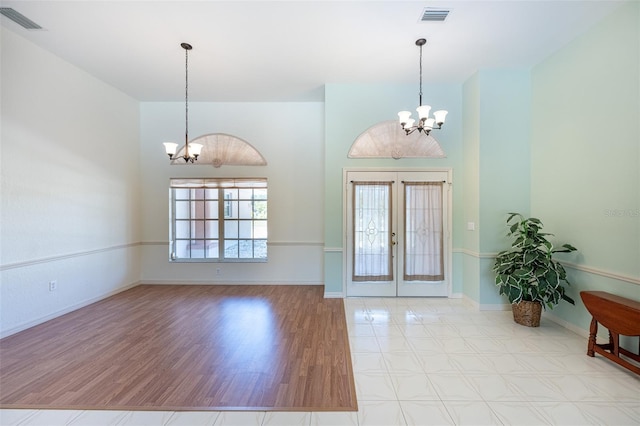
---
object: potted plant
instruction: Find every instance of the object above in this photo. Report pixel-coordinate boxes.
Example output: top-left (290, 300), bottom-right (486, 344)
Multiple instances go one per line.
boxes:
top-left (493, 213), bottom-right (577, 327)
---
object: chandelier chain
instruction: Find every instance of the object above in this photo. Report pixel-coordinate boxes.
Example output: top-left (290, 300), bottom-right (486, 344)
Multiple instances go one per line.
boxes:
top-left (418, 42), bottom-right (423, 106)
top-left (163, 42), bottom-right (201, 163)
top-left (396, 38), bottom-right (448, 136)
top-left (185, 46), bottom-right (189, 144)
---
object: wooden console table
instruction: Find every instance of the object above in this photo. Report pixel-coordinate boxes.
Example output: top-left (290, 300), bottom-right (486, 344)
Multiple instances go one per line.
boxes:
top-left (580, 291), bottom-right (640, 375)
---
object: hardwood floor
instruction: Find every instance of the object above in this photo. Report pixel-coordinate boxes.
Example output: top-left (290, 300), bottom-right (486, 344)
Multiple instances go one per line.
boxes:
top-left (0, 285), bottom-right (357, 411)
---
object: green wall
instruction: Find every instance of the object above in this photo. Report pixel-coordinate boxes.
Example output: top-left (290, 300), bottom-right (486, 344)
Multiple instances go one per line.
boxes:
top-left (321, 2), bottom-right (639, 330)
top-left (461, 73), bottom-right (481, 301)
top-left (462, 70), bottom-right (532, 306)
top-left (324, 83), bottom-right (463, 295)
top-left (531, 2), bottom-right (640, 328)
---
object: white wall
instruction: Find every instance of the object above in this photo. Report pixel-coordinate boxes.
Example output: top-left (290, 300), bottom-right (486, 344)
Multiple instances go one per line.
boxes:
top-left (0, 28), bottom-right (141, 337)
top-left (139, 102), bottom-right (325, 285)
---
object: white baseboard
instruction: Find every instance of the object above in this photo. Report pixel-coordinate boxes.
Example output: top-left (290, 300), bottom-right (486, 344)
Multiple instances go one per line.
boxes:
top-left (479, 303), bottom-right (512, 311)
top-left (543, 311), bottom-right (593, 339)
top-left (137, 280), bottom-right (324, 286)
top-left (329, 293), bottom-right (464, 300)
top-left (0, 281), bottom-right (140, 339)
top-left (462, 295), bottom-right (479, 309)
top-left (461, 295), bottom-right (511, 311)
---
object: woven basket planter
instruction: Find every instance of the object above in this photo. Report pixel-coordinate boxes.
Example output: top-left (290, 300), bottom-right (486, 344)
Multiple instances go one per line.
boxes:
top-left (512, 300), bottom-right (542, 327)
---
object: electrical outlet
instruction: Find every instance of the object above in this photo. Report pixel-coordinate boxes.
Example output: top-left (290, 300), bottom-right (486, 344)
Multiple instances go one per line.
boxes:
top-left (216, 268), bottom-right (221, 275)
top-left (49, 280), bottom-right (57, 292)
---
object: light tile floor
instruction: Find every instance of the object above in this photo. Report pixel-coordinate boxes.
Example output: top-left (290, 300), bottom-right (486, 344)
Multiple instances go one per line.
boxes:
top-left (1, 297), bottom-right (639, 425)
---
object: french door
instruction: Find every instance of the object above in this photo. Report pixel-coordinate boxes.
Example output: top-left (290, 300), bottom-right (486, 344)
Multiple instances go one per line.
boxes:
top-left (345, 169), bottom-right (451, 297)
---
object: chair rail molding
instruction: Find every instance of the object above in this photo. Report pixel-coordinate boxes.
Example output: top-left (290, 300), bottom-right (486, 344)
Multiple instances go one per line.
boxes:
top-left (0, 242), bottom-right (142, 271)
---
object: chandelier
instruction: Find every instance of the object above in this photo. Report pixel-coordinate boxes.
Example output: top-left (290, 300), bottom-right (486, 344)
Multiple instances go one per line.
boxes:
top-left (397, 38), bottom-right (448, 136)
top-left (163, 43), bottom-right (203, 163)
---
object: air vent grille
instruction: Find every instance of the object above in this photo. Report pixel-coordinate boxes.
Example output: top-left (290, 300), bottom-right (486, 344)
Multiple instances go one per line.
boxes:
top-left (421, 8), bottom-right (450, 22)
top-left (0, 8), bottom-right (43, 30)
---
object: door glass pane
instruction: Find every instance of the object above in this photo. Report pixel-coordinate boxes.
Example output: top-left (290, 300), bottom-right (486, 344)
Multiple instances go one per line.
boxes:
top-left (205, 241), bottom-right (219, 259)
top-left (189, 240), bottom-right (205, 258)
top-left (204, 189), bottom-right (218, 200)
top-left (254, 240), bottom-right (267, 259)
top-left (239, 240), bottom-right (253, 258)
top-left (225, 220), bottom-right (239, 238)
top-left (175, 240), bottom-right (190, 259)
top-left (404, 182), bottom-right (444, 281)
top-left (224, 189), bottom-right (238, 219)
top-left (239, 188), bottom-right (253, 199)
top-left (175, 201), bottom-right (190, 219)
top-left (253, 201), bottom-right (267, 219)
top-left (205, 220), bottom-right (218, 238)
top-left (192, 200), bottom-right (205, 218)
top-left (239, 221), bottom-right (252, 238)
top-left (254, 189), bottom-right (267, 200)
top-left (225, 201), bottom-right (238, 219)
top-left (253, 220), bottom-right (267, 238)
top-left (225, 240), bottom-right (238, 258)
top-left (239, 200), bottom-right (253, 219)
top-left (192, 220), bottom-right (205, 239)
top-left (205, 201), bottom-right (218, 219)
top-left (352, 182), bottom-right (393, 281)
top-left (175, 220), bottom-right (190, 239)
top-left (174, 188), bottom-right (190, 199)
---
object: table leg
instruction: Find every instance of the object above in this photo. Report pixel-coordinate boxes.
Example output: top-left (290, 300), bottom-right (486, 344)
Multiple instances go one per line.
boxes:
top-left (611, 331), bottom-right (620, 356)
top-left (587, 317), bottom-right (597, 357)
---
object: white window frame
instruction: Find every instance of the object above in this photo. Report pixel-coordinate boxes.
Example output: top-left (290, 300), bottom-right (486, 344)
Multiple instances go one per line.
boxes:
top-left (169, 178), bottom-right (268, 263)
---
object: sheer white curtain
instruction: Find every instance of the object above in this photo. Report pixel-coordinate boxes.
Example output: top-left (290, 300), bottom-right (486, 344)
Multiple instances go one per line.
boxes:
top-left (352, 182), bottom-right (393, 281)
top-left (404, 182), bottom-right (444, 281)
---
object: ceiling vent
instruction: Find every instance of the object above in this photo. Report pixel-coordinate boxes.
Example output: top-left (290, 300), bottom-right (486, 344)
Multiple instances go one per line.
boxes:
top-left (0, 8), bottom-right (43, 30)
top-left (420, 8), bottom-right (450, 22)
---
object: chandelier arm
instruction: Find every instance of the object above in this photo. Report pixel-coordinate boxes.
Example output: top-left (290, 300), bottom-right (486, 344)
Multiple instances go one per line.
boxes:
top-left (396, 38), bottom-right (447, 137)
top-left (404, 127), bottom-right (418, 136)
top-left (163, 42), bottom-right (199, 163)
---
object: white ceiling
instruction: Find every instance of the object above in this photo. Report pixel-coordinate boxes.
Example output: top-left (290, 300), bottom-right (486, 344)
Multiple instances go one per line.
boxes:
top-left (0, 0), bottom-right (628, 102)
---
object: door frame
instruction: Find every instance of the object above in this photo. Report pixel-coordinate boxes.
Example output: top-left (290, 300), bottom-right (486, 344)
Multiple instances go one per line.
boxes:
top-left (342, 167), bottom-right (453, 297)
